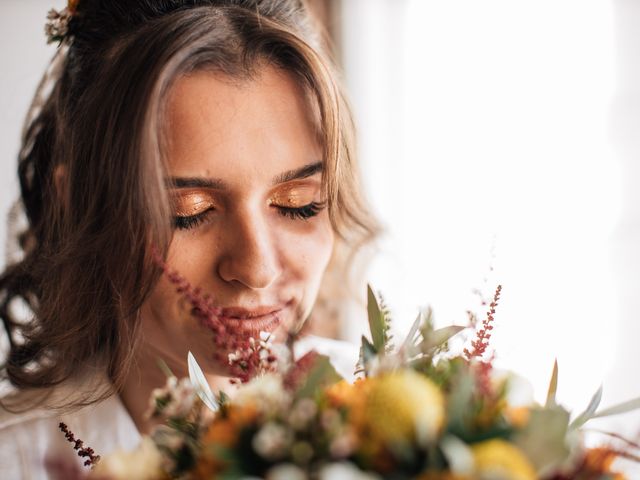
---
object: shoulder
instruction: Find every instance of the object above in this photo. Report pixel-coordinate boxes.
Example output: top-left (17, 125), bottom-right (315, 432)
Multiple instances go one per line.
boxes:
top-left (294, 335), bottom-right (360, 381)
top-left (0, 388), bottom-right (78, 479)
top-left (0, 379), bottom-right (140, 478)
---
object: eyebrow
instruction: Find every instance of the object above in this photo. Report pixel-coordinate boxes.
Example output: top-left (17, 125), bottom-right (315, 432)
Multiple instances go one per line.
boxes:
top-left (271, 161), bottom-right (323, 184)
top-left (167, 161), bottom-right (323, 190)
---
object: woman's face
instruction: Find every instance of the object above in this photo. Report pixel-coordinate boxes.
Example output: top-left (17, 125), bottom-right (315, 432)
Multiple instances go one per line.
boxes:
top-left (140, 66), bottom-right (334, 375)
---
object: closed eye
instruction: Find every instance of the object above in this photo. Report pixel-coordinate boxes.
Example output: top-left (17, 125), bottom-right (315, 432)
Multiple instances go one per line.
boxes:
top-left (173, 200), bottom-right (326, 230)
top-left (173, 209), bottom-right (213, 230)
top-left (276, 201), bottom-right (326, 220)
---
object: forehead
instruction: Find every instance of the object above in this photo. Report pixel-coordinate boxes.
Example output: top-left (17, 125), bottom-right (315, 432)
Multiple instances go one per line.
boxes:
top-left (163, 66), bottom-right (322, 181)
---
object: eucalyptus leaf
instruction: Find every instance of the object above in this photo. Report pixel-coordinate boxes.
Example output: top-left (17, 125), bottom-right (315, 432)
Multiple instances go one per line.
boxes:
top-left (187, 351), bottom-right (218, 412)
top-left (420, 325), bottom-right (466, 354)
top-left (513, 406), bottom-right (571, 476)
top-left (401, 310), bottom-right (423, 354)
top-left (367, 285), bottom-right (386, 352)
top-left (592, 396), bottom-right (640, 419)
top-left (570, 385), bottom-right (603, 430)
top-left (545, 359), bottom-right (559, 408)
top-left (446, 368), bottom-right (476, 434)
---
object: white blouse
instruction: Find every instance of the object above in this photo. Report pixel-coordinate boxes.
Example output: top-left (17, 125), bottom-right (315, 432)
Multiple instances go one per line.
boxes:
top-left (0, 335), bottom-right (359, 479)
top-left (0, 388), bottom-right (140, 479)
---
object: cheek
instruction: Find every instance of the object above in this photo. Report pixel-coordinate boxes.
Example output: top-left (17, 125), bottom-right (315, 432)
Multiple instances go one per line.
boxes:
top-left (143, 234), bottom-right (213, 324)
top-left (284, 216), bottom-right (334, 286)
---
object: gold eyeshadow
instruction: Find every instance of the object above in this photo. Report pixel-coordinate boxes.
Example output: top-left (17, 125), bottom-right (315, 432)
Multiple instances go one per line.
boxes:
top-left (269, 183), bottom-right (320, 208)
top-left (172, 190), bottom-right (216, 216)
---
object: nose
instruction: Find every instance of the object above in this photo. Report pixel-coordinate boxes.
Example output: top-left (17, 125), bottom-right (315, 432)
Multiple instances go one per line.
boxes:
top-left (216, 212), bottom-right (281, 290)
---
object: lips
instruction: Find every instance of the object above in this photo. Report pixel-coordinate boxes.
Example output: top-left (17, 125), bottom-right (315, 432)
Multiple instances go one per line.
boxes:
top-left (216, 303), bottom-right (289, 336)
top-left (220, 305), bottom-right (281, 318)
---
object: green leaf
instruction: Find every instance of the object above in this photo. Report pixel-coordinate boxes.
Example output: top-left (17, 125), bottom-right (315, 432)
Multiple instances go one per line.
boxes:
top-left (513, 406), bottom-right (571, 476)
top-left (446, 368), bottom-right (476, 433)
top-left (355, 335), bottom-right (377, 377)
top-left (367, 284), bottom-right (386, 352)
top-left (570, 385), bottom-right (603, 430)
top-left (591, 396), bottom-right (640, 419)
top-left (296, 354), bottom-right (342, 399)
top-left (545, 359), bottom-right (559, 408)
top-left (157, 358), bottom-right (175, 378)
top-left (420, 325), bottom-right (466, 354)
top-left (401, 310), bottom-right (423, 353)
top-left (187, 351), bottom-right (218, 412)
top-left (217, 390), bottom-right (229, 407)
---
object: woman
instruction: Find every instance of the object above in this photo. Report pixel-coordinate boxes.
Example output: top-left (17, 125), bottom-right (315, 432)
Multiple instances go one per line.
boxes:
top-left (0, 0), bottom-right (378, 476)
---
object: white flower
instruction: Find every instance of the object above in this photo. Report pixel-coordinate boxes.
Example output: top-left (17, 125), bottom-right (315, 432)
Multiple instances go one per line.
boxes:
top-left (252, 422), bottom-right (293, 460)
top-left (147, 376), bottom-right (196, 419)
top-left (329, 429), bottom-right (357, 458)
top-left (91, 437), bottom-right (162, 480)
top-left (164, 377), bottom-right (196, 417)
top-left (288, 398), bottom-right (318, 430)
top-left (266, 463), bottom-right (307, 480)
top-left (318, 462), bottom-right (382, 480)
top-left (271, 343), bottom-right (294, 375)
top-left (234, 373), bottom-right (290, 414)
top-left (260, 331), bottom-right (272, 342)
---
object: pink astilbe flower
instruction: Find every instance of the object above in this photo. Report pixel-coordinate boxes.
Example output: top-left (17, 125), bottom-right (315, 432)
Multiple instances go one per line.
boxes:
top-left (153, 254), bottom-right (279, 383)
top-left (463, 285), bottom-right (502, 396)
top-left (464, 284), bottom-right (502, 361)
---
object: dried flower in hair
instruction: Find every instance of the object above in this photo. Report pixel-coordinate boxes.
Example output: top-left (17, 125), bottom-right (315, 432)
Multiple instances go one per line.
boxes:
top-left (44, 1), bottom-right (79, 45)
top-left (45, 8), bottom-right (72, 45)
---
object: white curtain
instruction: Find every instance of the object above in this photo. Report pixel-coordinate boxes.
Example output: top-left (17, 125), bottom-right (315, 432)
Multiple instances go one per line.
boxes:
top-left (338, 0), bottom-right (640, 440)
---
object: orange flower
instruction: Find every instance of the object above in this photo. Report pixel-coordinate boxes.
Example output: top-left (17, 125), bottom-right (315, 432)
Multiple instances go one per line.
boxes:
top-left (583, 447), bottom-right (624, 477)
top-left (196, 404), bottom-right (260, 478)
top-left (203, 404), bottom-right (258, 447)
top-left (416, 473), bottom-right (470, 480)
top-left (504, 406), bottom-right (530, 429)
top-left (325, 380), bottom-right (357, 408)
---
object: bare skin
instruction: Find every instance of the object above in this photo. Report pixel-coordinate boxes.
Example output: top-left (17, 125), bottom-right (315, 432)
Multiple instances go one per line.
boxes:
top-left (119, 66), bottom-right (334, 433)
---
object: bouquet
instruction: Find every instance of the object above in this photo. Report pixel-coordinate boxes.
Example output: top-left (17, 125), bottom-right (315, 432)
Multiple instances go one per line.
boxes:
top-left (69, 283), bottom-right (640, 479)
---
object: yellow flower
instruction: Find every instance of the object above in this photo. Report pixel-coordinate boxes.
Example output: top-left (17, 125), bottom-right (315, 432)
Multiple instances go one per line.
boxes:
top-left (364, 370), bottom-right (445, 446)
top-left (471, 439), bottom-right (536, 480)
top-left (91, 437), bottom-right (164, 480)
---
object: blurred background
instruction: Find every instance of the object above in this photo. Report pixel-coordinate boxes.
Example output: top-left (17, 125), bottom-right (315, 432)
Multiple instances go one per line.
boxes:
top-left (1, 0), bottom-right (639, 443)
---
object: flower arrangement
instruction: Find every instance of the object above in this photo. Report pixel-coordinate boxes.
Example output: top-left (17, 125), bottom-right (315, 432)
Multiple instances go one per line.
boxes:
top-left (69, 283), bottom-right (640, 479)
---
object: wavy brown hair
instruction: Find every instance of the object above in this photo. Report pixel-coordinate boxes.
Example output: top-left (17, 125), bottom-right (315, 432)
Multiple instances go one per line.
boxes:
top-left (0, 0), bottom-right (379, 407)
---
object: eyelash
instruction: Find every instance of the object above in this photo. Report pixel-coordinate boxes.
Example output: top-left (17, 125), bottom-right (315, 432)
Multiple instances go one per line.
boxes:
top-left (173, 201), bottom-right (326, 231)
